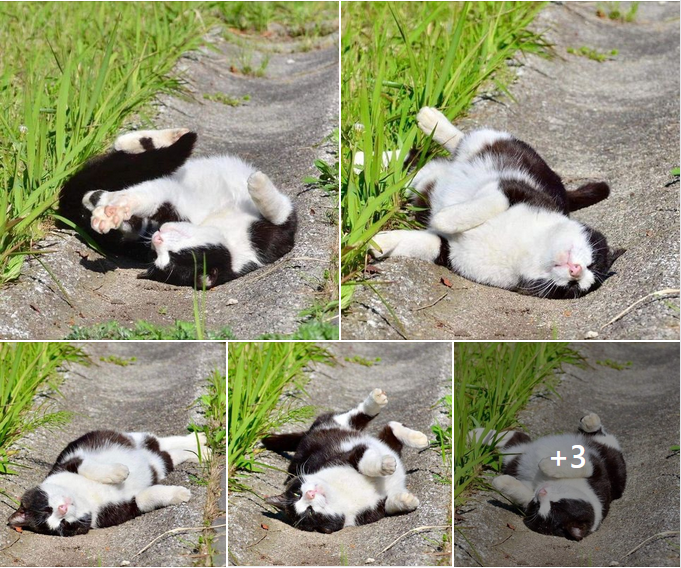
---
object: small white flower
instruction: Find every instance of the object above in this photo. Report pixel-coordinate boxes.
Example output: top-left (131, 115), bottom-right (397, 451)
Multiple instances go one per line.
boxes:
top-left (19, 125), bottom-right (28, 134)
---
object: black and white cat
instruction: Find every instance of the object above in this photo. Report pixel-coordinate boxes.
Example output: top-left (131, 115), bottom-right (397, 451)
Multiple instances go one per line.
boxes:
top-left (369, 107), bottom-right (623, 299)
top-left (7, 430), bottom-right (208, 536)
top-left (58, 128), bottom-right (296, 289)
top-left (262, 388), bottom-right (429, 533)
top-left (469, 412), bottom-right (626, 540)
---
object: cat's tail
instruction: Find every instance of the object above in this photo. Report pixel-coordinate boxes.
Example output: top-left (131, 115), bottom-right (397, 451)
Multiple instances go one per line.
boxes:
top-left (566, 182), bottom-right (610, 212)
top-left (262, 432), bottom-right (305, 452)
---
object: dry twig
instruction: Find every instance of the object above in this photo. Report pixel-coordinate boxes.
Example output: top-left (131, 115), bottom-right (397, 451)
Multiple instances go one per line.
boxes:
top-left (378, 525), bottom-right (451, 555)
top-left (600, 288), bottom-right (680, 330)
top-left (620, 530), bottom-right (680, 560)
top-left (132, 523), bottom-right (227, 559)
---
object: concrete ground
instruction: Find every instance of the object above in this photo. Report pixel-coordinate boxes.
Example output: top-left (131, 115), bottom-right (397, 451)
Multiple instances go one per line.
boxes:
top-left (0, 25), bottom-right (339, 340)
top-left (0, 342), bottom-right (226, 567)
top-left (455, 342), bottom-right (680, 567)
top-left (228, 342), bottom-right (452, 566)
top-left (342, 1), bottom-right (680, 341)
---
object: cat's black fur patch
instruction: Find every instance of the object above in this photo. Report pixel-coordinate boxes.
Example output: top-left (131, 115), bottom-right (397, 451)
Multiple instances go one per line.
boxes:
top-left (567, 182), bottom-right (610, 212)
top-left (378, 424), bottom-right (404, 455)
top-left (49, 456), bottom-right (83, 475)
top-left (137, 245), bottom-right (258, 289)
top-left (249, 211), bottom-right (298, 264)
top-left (143, 434), bottom-right (174, 478)
top-left (96, 499), bottom-right (142, 529)
top-left (499, 178), bottom-right (563, 213)
top-left (435, 236), bottom-right (452, 269)
top-left (58, 132), bottom-right (197, 261)
top-left (524, 498), bottom-right (594, 541)
top-left (499, 431), bottom-right (531, 477)
top-left (262, 432), bottom-right (306, 452)
top-left (355, 498), bottom-right (387, 526)
top-left (478, 138), bottom-right (569, 213)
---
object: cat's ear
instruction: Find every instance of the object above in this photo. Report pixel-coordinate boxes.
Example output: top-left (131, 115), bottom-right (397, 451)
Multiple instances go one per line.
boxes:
top-left (567, 524), bottom-right (586, 541)
top-left (8, 508), bottom-right (28, 527)
top-left (609, 247), bottom-right (626, 264)
top-left (265, 494), bottom-right (288, 511)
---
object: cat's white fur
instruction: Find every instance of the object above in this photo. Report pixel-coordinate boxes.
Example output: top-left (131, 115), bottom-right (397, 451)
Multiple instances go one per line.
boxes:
top-left (369, 107), bottom-right (598, 293)
top-left (84, 129), bottom-right (293, 274)
top-left (42, 432), bottom-right (207, 530)
top-left (295, 390), bottom-right (428, 526)
top-left (471, 413), bottom-right (621, 534)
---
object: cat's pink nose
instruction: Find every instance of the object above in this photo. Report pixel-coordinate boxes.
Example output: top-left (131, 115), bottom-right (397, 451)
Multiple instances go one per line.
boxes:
top-left (305, 489), bottom-right (317, 500)
top-left (152, 232), bottom-right (163, 246)
top-left (568, 263), bottom-right (582, 277)
top-left (58, 503), bottom-right (69, 515)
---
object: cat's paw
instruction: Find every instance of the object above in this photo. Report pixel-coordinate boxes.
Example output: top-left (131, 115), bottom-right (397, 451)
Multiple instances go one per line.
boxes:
top-left (247, 171), bottom-right (274, 198)
top-left (416, 107), bottom-right (450, 137)
top-left (386, 492), bottom-right (420, 514)
top-left (380, 455), bottom-right (397, 476)
top-left (90, 195), bottom-right (133, 234)
top-left (370, 388), bottom-right (388, 407)
top-left (170, 487), bottom-right (192, 504)
top-left (114, 128), bottom-right (190, 154)
top-left (405, 428), bottom-right (429, 449)
top-left (538, 457), bottom-right (563, 477)
top-left (580, 412), bottom-right (601, 433)
top-left (491, 474), bottom-right (519, 494)
top-left (368, 231), bottom-right (400, 259)
top-left (197, 433), bottom-right (212, 461)
top-left (101, 464), bottom-right (129, 484)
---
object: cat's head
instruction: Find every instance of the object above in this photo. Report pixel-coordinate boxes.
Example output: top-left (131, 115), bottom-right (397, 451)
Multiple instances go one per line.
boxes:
top-left (266, 476), bottom-right (345, 534)
top-left (517, 221), bottom-right (623, 299)
top-left (138, 223), bottom-right (238, 289)
top-left (7, 485), bottom-right (91, 537)
top-left (523, 483), bottom-right (596, 540)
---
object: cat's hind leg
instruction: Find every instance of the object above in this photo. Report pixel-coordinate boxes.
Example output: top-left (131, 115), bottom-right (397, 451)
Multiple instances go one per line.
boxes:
top-left (113, 128), bottom-right (191, 154)
top-left (78, 460), bottom-right (130, 484)
top-left (368, 230), bottom-right (445, 263)
top-left (378, 422), bottom-right (429, 456)
top-left (428, 183), bottom-right (509, 235)
top-left (417, 107), bottom-right (464, 154)
top-left (136, 485), bottom-right (191, 512)
top-left (158, 433), bottom-right (211, 466)
top-left (247, 171), bottom-right (294, 226)
top-left (385, 492), bottom-right (420, 515)
top-left (330, 388), bottom-right (388, 430)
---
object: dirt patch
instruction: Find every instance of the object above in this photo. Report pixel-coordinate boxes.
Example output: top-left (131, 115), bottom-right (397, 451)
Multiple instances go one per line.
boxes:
top-left (342, 1), bottom-right (679, 340)
top-left (228, 342), bottom-right (452, 566)
top-left (455, 342), bottom-right (680, 567)
top-left (0, 342), bottom-right (226, 567)
top-left (0, 29), bottom-right (339, 340)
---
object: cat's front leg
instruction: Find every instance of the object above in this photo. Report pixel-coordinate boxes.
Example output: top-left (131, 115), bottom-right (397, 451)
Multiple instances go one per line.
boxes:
top-left (368, 230), bottom-right (443, 262)
top-left (429, 184), bottom-right (509, 235)
top-left (358, 449), bottom-right (397, 477)
top-left (78, 460), bottom-right (130, 484)
top-left (87, 184), bottom-right (172, 234)
top-left (538, 455), bottom-right (593, 478)
top-left (492, 475), bottom-right (534, 507)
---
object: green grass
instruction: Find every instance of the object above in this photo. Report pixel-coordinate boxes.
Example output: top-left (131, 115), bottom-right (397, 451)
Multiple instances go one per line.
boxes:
top-left (66, 320), bottom-right (235, 340)
top-left (0, 343), bottom-right (87, 475)
top-left (304, 129), bottom-right (340, 196)
top-left (99, 355), bottom-right (137, 367)
top-left (228, 342), bottom-right (334, 490)
top-left (596, 358), bottom-right (632, 370)
top-left (217, 1), bottom-right (338, 37)
top-left (0, 2), bottom-right (218, 285)
top-left (454, 342), bottom-right (583, 504)
top-left (202, 92), bottom-right (251, 106)
top-left (340, 1), bottom-right (551, 309)
top-left (567, 46), bottom-right (618, 62)
top-left (432, 391), bottom-right (453, 474)
top-left (596, 1), bottom-right (639, 22)
top-left (190, 369), bottom-right (227, 457)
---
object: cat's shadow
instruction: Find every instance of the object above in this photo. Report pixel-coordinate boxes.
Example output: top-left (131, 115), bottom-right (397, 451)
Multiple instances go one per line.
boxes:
top-left (487, 498), bottom-right (524, 516)
top-left (79, 254), bottom-right (146, 275)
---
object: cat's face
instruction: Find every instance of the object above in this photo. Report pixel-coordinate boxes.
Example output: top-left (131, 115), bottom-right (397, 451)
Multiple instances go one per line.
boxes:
top-left (266, 477), bottom-right (345, 534)
top-left (518, 223), bottom-right (618, 299)
top-left (524, 489), bottom-right (595, 540)
top-left (7, 485), bottom-right (90, 537)
top-left (138, 223), bottom-right (233, 289)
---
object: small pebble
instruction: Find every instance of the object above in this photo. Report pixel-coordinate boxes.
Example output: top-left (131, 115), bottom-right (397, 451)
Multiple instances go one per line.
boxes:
top-left (366, 559), bottom-right (375, 564)
top-left (584, 330), bottom-right (599, 339)
top-left (287, 59), bottom-right (295, 64)
top-left (226, 298), bottom-right (238, 306)
top-left (121, 562), bottom-right (130, 566)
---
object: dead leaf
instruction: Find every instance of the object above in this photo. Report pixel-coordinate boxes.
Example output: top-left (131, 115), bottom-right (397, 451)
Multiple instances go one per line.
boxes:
top-left (13, 527), bottom-right (22, 533)
top-left (310, 208), bottom-right (316, 215)
top-left (441, 277), bottom-right (453, 287)
top-left (364, 265), bottom-right (381, 275)
top-left (507, 523), bottom-right (516, 530)
top-left (261, 523), bottom-right (269, 530)
top-left (563, 310), bottom-right (572, 317)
